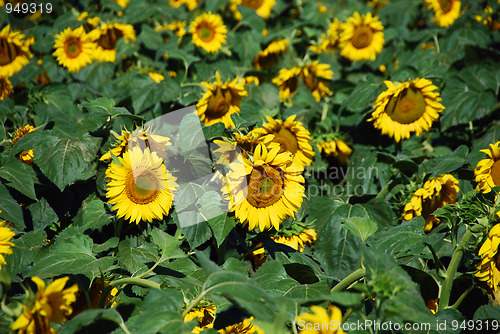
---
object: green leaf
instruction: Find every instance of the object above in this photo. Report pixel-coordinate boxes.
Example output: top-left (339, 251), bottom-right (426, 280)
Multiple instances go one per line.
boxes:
top-left (78, 199), bottom-right (112, 231)
top-left (0, 182), bottom-right (24, 230)
top-left (0, 159), bottom-right (37, 200)
top-left (207, 214), bottom-right (236, 247)
top-left (59, 309), bottom-right (128, 334)
top-left (253, 260), bottom-right (299, 297)
top-left (474, 303), bottom-right (500, 321)
top-left (28, 199), bottom-right (58, 231)
top-left (6, 230), bottom-right (46, 279)
top-left (341, 217), bottom-right (378, 242)
top-left (118, 238), bottom-right (158, 275)
top-left (131, 76), bottom-right (180, 113)
top-left (429, 145), bottom-right (468, 175)
top-left (149, 229), bottom-right (185, 261)
top-left (93, 237), bottom-right (119, 253)
top-left (343, 82), bottom-right (380, 113)
top-left (283, 263), bottom-right (319, 284)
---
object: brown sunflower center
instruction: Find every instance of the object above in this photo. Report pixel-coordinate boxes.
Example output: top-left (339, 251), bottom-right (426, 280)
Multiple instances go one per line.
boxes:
top-left (126, 171), bottom-right (159, 204)
top-left (242, 0), bottom-right (264, 10)
top-left (439, 0), bottom-right (452, 13)
top-left (352, 25), bottom-right (374, 49)
top-left (206, 87), bottom-right (233, 118)
top-left (491, 160), bottom-right (500, 187)
top-left (198, 25), bottom-right (215, 42)
top-left (273, 127), bottom-right (299, 154)
top-left (246, 165), bottom-right (284, 208)
top-left (98, 28), bottom-right (123, 50)
top-left (385, 85), bottom-right (427, 124)
top-left (284, 76), bottom-right (300, 95)
top-left (0, 38), bottom-right (19, 65)
top-left (65, 38), bottom-right (82, 58)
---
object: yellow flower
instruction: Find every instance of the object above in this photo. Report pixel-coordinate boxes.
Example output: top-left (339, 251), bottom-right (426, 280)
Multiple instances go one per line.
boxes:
top-left (309, 19), bottom-right (341, 54)
top-left (368, 78), bottom-right (445, 142)
top-left (218, 317), bottom-right (263, 334)
top-left (317, 4), bottom-right (327, 14)
top-left (145, 71), bottom-right (165, 83)
top-left (339, 12), bottom-right (384, 61)
top-left (300, 61), bottom-right (333, 102)
top-left (242, 75), bottom-right (260, 86)
top-left (255, 115), bottom-right (315, 167)
top-left (89, 23), bottom-right (136, 63)
top-left (105, 146), bottom-right (178, 224)
top-left (474, 141), bottom-right (500, 193)
top-left (169, 0), bottom-right (200, 10)
top-left (72, 278), bottom-right (119, 317)
top-left (403, 174), bottom-right (459, 232)
top-left (273, 228), bottom-right (317, 252)
top-left (110, 0), bottom-right (129, 8)
top-left (296, 304), bottom-right (345, 334)
top-left (377, 64), bottom-right (386, 72)
top-left (425, 0), bottom-right (461, 28)
top-left (184, 305), bottom-right (216, 333)
top-left (223, 143), bottom-right (305, 231)
top-left (316, 138), bottom-right (352, 164)
top-left (230, 0), bottom-right (276, 20)
top-left (155, 21), bottom-right (187, 43)
top-left (12, 124), bottom-right (36, 165)
top-left (0, 217), bottom-right (15, 270)
top-left (12, 276), bottom-right (79, 334)
top-left (367, 0), bottom-right (389, 13)
top-left (0, 25), bottom-right (34, 77)
top-left (254, 38), bottom-right (288, 70)
top-left (196, 71), bottom-right (248, 128)
top-left (476, 224), bottom-right (500, 293)
top-left (212, 131), bottom-right (273, 165)
top-left (272, 66), bottom-right (302, 102)
top-left (0, 76), bottom-right (13, 99)
top-left (53, 26), bottom-right (95, 72)
top-left (190, 12), bottom-right (227, 53)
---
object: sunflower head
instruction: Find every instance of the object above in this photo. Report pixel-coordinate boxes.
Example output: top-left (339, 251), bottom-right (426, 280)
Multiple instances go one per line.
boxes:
top-left (339, 12), bottom-right (384, 62)
top-left (475, 141), bottom-right (500, 193)
top-left (296, 304), bottom-right (345, 334)
top-left (316, 137), bottom-right (352, 164)
top-left (212, 131), bottom-right (273, 165)
top-left (230, 0), bottom-right (276, 20)
top-left (218, 316), bottom-right (263, 334)
top-left (476, 224), bottom-right (500, 293)
top-left (309, 18), bottom-right (341, 54)
top-left (368, 78), bottom-right (445, 142)
top-left (272, 66), bottom-right (302, 103)
top-left (299, 61), bottom-right (333, 102)
top-left (254, 38), bottom-right (288, 70)
top-left (425, 0), bottom-right (461, 28)
top-left (89, 23), bottom-right (136, 62)
top-left (53, 26), bottom-right (95, 72)
top-left (189, 12), bottom-right (227, 53)
top-left (0, 219), bottom-right (15, 270)
top-left (0, 76), bottom-right (13, 99)
top-left (184, 304), bottom-right (216, 333)
top-left (0, 25), bottom-right (34, 77)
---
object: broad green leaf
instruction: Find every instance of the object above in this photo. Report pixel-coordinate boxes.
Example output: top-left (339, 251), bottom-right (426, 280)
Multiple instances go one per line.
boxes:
top-left (118, 238), bottom-right (158, 275)
top-left (0, 159), bottom-right (37, 200)
top-left (253, 260), bottom-right (299, 297)
top-left (28, 199), bottom-right (58, 231)
top-left (428, 145), bottom-right (468, 175)
top-left (341, 217), bottom-right (378, 242)
top-left (79, 199), bottom-right (112, 231)
top-left (6, 230), bottom-right (46, 280)
top-left (149, 229), bottom-right (185, 261)
top-left (207, 214), bottom-right (236, 247)
top-left (93, 237), bottom-right (119, 253)
top-left (0, 182), bottom-right (24, 230)
top-left (59, 309), bottom-right (128, 334)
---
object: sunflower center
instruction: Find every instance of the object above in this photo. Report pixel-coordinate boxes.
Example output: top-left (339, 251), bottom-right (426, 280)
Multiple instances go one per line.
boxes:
top-left (385, 85), bottom-right (427, 124)
top-left (491, 160), bottom-right (500, 187)
top-left (206, 87), bottom-right (233, 117)
top-left (65, 38), bottom-right (82, 58)
top-left (352, 25), bottom-right (374, 49)
top-left (0, 38), bottom-right (19, 65)
top-left (198, 25), bottom-right (215, 42)
top-left (246, 165), bottom-right (284, 208)
top-left (273, 127), bottom-right (299, 154)
top-left (242, 0), bottom-right (264, 10)
top-left (439, 0), bottom-right (452, 13)
top-left (126, 171), bottom-right (159, 204)
top-left (98, 28), bottom-right (123, 50)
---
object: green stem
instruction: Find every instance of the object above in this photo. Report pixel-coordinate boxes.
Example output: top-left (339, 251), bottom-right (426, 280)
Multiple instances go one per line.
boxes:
top-left (331, 268), bottom-right (366, 293)
top-left (109, 277), bottom-right (161, 290)
top-left (450, 285), bottom-right (473, 310)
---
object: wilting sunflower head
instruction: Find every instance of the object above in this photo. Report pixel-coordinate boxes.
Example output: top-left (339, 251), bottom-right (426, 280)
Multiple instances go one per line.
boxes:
top-left (475, 141), bottom-right (500, 194)
top-left (296, 304), bottom-right (345, 334)
top-left (255, 114), bottom-right (315, 167)
top-left (316, 137), bottom-right (352, 164)
top-left (89, 23), bottom-right (136, 63)
top-left (105, 146), bottom-right (178, 224)
top-left (184, 304), bottom-right (216, 333)
top-left (0, 218), bottom-right (15, 270)
top-left (253, 38), bottom-right (288, 70)
top-left (425, 0), bottom-right (461, 28)
top-left (230, 0), bottom-right (276, 21)
top-left (12, 124), bottom-right (36, 165)
top-left (476, 224), bottom-right (500, 293)
top-left (272, 66), bottom-right (302, 103)
top-left (196, 71), bottom-right (248, 128)
top-left (273, 227), bottom-right (317, 252)
top-left (0, 25), bottom-right (34, 77)
top-left (299, 61), bottom-right (333, 102)
top-left (189, 12), bottom-right (227, 53)
top-left (223, 143), bottom-right (305, 231)
top-left (403, 174), bottom-right (459, 232)
top-left (339, 11), bottom-right (384, 62)
top-left (0, 76), bottom-right (13, 100)
top-left (53, 26), bottom-right (95, 72)
top-left (368, 78), bottom-right (445, 142)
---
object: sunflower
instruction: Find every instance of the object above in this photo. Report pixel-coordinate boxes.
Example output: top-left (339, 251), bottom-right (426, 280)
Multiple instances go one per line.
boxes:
top-left (273, 228), bottom-right (317, 252)
top-left (367, 0), bottom-right (389, 13)
top-left (155, 21), bottom-right (187, 43)
top-left (223, 143), bottom-right (305, 231)
top-left (12, 124), bottom-right (36, 165)
top-left (212, 131), bottom-right (273, 165)
top-left (72, 278), bottom-right (119, 317)
top-left (218, 317), bottom-right (263, 334)
top-left (0, 76), bottom-right (13, 99)
top-left (196, 71), bottom-right (248, 128)
top-left (169, 0), bottom-right (200, 10)
top-left (309, 18), bottom-right (341, 54)
top-left (368, 78), bottom-right (445, 142)
top-left (425, 0), bottom-right (461, 28)
top-left (474, 141), bottom-right (500, 193)
top-left (110, 0), bottom-right (129, 8)
top-left (230, 0), bottom-right (276, 20)
top-left (253, 38), bottom-right (288, 70)
top-left (190, 13), bottom-right (227, 53)
top-left (476, 224), bottom-right (500, 293)
top-left (339, 12), bottom-right (384, 62)
top-left (89, 23), bottom-right (136, 63)
top-left (105, 146), bottom-right (178, 224)
top-left (0, 25), bottom-right (34, 77)
top-left (272, 66), bottom-right (302, 103)
top-left (53, 26), bottom-right (95, 72)
top-left (255, 115), bottom-right (315, 167)
top-left (403, 174), bottom-right (459, 232)
top-left (145, 71), bottom-right (165, 83)
top-left (300, 61), bottom-right (333, 102)
top-left (242, 75), bottom-right (260, 86)
top-left (0, 217), bottom-right (15, 270)
top-left (184, 304), bottom-right (216, 333)
top-left (296, 304), bottom-right (345, 334)
top-left (316, 138), bottom-right (352, 164)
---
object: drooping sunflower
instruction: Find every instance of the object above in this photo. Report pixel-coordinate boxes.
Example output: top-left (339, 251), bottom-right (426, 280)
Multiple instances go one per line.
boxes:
top-left (300, 61), bottom-right (333, 102)
top-left (223, 143), bottom-right (305, 231)
top-left (12, 124), bottom-right (36, 165)
top-left (476, 224), bottom-right (500, 293)
top-left (296, 304), bottom-right (345, 334)
top-left (0, 76), bottom-right (13, 99)
top-left (53, 26), bottom-right (95, 72)
top-left (89, 23), bottom-right (136, 62)
top-left (255, 115), bottom-right (315, 167)
top-left (272, 66), bottom-right (302, 103)
top-left (72, 278), bottom-right (119, 317)
top-left (105, 146), bottom-right (178, 224)
top-left (196, 71), bottom-right (248, 128)
top-left (253, 38), bottom-right (288, 70)
top-left (339, 12), bottom-right (384, 62)
top-left (316, 138), bottom-right (352, 164)
top-left (184, 304), bottom-right (216, 333)
top-left (189, 13), bottom-right (227, 53)
top-left (368, 78), bottom-right (445, 142)
top-left (0, 216), bottom-right (15, 270)
top-left (230, 0), bottom-right (276, 20)
top-left (0, 25), bottom-right (34, 77)
top-left (309, 18), bottom-right (341, 54)
top-left (425, 0), bottom-right (461, 28)
top-left (403, 174), bottom-right (459, 232)
top-left (218, 317), bottom-right (263, 334)
top-left (474, 141), bottom-right (500, 193)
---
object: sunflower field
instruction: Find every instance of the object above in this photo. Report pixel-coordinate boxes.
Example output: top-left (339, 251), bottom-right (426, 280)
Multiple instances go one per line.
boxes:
top-left (1, 0), bottom-right (500, 333)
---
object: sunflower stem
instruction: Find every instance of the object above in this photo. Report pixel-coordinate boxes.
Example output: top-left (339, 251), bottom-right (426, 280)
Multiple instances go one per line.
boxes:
top-left (450, 285), bottom-right (473, 310)
top-left (109, 277), bottom-right (161, 290)
top-left (330, 267), bottom-right (366, 293)
top-left (433, 35), bottom-right (440, 54)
